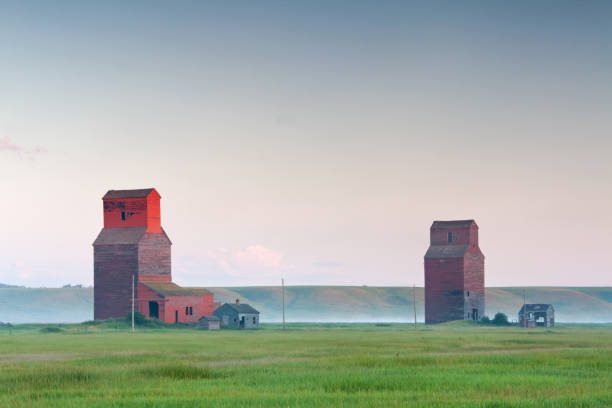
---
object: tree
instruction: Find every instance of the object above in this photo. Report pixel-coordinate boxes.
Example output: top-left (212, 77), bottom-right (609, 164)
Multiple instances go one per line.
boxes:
top-left (491, 312), bottom-right (510, 326)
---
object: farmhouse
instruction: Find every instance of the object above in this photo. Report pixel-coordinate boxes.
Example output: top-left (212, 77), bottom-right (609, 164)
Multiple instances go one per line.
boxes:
top-left (519, 304), bottom-right (554, 328)
top-left (214, 299), bottom-right (260, 329)
top-left (93, 188), bottom-right (218, 323)
top-left (424, 220), bottom-right (485, 324)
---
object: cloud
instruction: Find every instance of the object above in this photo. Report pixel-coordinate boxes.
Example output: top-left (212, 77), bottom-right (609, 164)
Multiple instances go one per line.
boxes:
top-left (0, 136), bottom-right (46, 158)
top-left (0, 136), bottom-right (20, 151)
top-left (234, 245), bottom-right (289, 270)
top-left (177, 245), bottom-right (295, 283)
top-left (209, 245), bottom-right (294, 277)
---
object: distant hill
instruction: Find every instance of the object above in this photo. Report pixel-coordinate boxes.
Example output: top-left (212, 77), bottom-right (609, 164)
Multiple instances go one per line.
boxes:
top-left (0, 285), bottom-right (610, 324)
top-left (0, 283), bottom-right (24, 288)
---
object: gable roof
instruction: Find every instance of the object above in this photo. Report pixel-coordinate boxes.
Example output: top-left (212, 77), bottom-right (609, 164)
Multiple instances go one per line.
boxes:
top-left (93, 227), bottom-right (171, 246)
top-left (140, 281), bottom-right (211, 297)
top-left (199, 315), bottom-right (220, 321)
top-left (217, 303), bottom-right (259, 314)
top-left (519, 304), bottom-right (554, 314)
top-left (431, 220), bottom-right (476, 229)
top-left (93, 227), bottom-right (147, 245)
top-left (103, 188), bottom-right (157, 199)
top-left (425, 245), bottom-right (468, 259)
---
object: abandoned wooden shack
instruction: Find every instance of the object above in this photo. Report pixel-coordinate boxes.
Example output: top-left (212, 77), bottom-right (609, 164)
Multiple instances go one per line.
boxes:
top-left (214, 299), bottom-right (260, 329)
top-left (519, 304), bottom-right (555, 328)
top-left (198, 315), bottom-right (220, 330)
top-left (424, 220), bottom-right (485, 324)
top-left (93, 188), bottom-right (219, 323)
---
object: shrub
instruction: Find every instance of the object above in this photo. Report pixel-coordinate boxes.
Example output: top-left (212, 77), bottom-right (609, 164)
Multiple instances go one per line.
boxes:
top-left (125, 311), bottom-right (147, 326)
top-left (124, 312), bottom-right (174, 328)
top-left (491, 312), bottom-right (510, 326)
top-left (480, 316), bottom-right (491, 324)
top-left (40, 326), bottom-right (63, 333)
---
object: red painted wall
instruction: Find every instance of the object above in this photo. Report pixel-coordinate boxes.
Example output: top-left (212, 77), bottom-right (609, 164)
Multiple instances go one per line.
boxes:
top-left (146, 191), bottom-right (161, 233)
top-left (102, 190), bottom-right (161, 232)
top-left (137, 282), bottom-right (216, 324)
top-left (162, 294), bottom-right (216, 324)
top-left (137, 282), bottom-right (165, 319)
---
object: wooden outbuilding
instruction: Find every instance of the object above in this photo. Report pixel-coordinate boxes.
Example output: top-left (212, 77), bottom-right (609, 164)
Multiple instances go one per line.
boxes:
top-left (214, 299), bottom-right (260, 329)
top-left (198, 315), bottom-right (221, 330)
top-left (519, 304), bottom-right (554, 328)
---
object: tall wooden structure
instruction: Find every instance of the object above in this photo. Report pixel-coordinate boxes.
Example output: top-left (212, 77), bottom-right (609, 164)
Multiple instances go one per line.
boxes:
top-left (93, 188), bottom-right (216, 323)
top-left (424, 220), bottom-right (484, 324)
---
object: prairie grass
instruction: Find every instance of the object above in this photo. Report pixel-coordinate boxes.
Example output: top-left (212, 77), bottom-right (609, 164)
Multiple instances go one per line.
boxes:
top-left (0, 322), bottom-right (610, 407)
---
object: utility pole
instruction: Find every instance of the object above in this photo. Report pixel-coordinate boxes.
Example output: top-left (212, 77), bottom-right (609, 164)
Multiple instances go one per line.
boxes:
top-left (413, 284), bottom-right (417, 328)
top-left (282, 278), bottom-right (286, 330)
top-left (522, 288), bottom-right (526, 328)
top-left (131, 275), bottom-right (135, 333)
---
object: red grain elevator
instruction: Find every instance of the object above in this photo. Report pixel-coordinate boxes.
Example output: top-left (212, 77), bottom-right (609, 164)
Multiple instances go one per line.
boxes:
top-left (424, 220), bottom-right (484, 324)
top-left (93, 188), bottom-right (217, 323)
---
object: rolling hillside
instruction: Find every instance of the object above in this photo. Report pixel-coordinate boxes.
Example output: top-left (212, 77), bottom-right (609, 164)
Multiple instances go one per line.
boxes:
top-left (1, 286), bottom-right (610, 324)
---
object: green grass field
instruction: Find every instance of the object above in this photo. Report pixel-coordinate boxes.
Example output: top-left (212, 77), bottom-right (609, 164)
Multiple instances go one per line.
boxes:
top-left (1, 323), bottom-right (611, 407)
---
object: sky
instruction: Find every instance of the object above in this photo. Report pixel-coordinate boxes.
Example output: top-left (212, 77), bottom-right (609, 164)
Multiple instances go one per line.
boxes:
top-left (0, 1), bottom-right (611, 288)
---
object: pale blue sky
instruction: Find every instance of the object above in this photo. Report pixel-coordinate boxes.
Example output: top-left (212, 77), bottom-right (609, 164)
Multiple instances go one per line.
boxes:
top-left (1, 1), bottom-right (611, 287)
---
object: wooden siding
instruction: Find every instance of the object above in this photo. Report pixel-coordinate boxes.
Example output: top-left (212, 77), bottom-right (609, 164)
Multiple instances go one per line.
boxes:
top-left (424, 258), bottom-right (465, 324)
top-left (138, 233), bottom-right (171, 276)
top-left (103, 198), bottom-right (148, 229)
top-left (94, 244), bottom-right (139, 320)
top-left (464, 250), bottom-right (485, 321)
top-left (102, 189), bottom-right (161, 232)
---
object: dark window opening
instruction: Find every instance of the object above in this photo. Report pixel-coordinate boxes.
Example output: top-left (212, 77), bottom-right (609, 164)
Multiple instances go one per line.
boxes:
top-left (253, 317), bottom-right (256, 324)
top-left (148, 301), bottom-right (159, 319)
top-left (447, 232), bottom-right (453, 243)
top-left (175, 310), bottom-right (178, 323)
top-left (185, 307), bottom-right (189, 316)
top-left (121, 211), bottom-right (126, 221)
top-left (467, 291), bottom-right (470, 297)
top-left (472, 308), bottom-right (478, 320)
top-left (189, 307), bottom-right (193, 315)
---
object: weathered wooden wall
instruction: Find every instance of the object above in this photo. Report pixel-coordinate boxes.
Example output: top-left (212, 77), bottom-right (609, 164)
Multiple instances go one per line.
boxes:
top-left (138, 232), bottom-right (171, 276)
top-left (93, 244), bottom-right (138, 320)
top-left (424, 258), bottom-right (465, 323)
